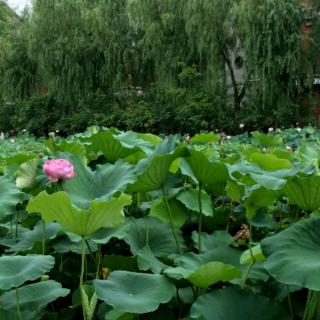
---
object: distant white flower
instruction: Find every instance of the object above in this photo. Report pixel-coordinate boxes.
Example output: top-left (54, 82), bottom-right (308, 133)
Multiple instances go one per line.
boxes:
top-left (286, 146), bottom-right (292, 151)
top-left (22, 129), bottom-right (27, 132)
top-left (239, 123), bottom-right (245, 129)
top-left (226, 135), bottom-right (232, 140)
top-left (296, 127), bottom-right (301, 133)
top-left (55, 129), bottom-right (60, 133)
top-left (10, 139), bottom-right (15, 143)
top-left (268, 127), bottom-right (274, 132)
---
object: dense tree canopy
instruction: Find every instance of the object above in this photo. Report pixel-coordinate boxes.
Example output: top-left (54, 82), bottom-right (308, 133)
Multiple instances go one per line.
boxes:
top-left (0, 0), bottom-right (319, 134)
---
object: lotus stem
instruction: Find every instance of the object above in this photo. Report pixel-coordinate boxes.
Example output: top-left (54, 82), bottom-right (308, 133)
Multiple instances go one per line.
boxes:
top-left (10, 216), bottom-right (13, 239)
top-left (16, 288), bottom-right (22, 320)
top-left (241, 261), bottom-right (254, 289)
top-left (137, 192), bottom-right (141, 207)
top-left (15, 210), bottom-right (19, 240)
top-left (162, 189), bottom-right (182, 255)
top-left (241, 223), bottom-right (255, 288)
top-left (198, 183), bottom-right (203, 253)
top-left (96, 245), bottom-right (102, 279)
top-left (307, 291), bottom-right (319, 320)
top-left (287, 286), bottom-right (294, 319)
top-left (85, 239), bottom-right (97, 265)
top-left (80, 237), bottom-right (87, 320)
top-left (80, 237), bottom-right (86, 286)
top-left (303, 290), bottom-right (313, 320)
top-left (248, 223), bottom-right (255, 261)
top-left (145, 216), bottom-right (150, 247)
top-left (42, 220), bottom-right (46, 255)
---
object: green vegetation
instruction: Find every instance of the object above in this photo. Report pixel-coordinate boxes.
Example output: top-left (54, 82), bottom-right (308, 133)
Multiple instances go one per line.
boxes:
top-left (0, 0), bottom-right (319, 134)
top-left (1, 1), bottom-right (320, 318)
top-left (0, 127), bottom-right (320, 319)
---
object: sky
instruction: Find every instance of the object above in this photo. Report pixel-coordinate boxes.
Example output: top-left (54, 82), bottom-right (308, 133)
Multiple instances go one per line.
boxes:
top-left (6, 0), bottom-right (31, 13)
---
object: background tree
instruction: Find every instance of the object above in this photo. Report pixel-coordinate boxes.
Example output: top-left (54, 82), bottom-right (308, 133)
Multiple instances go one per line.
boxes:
top-left (0, 0), bottom-right (318, 134)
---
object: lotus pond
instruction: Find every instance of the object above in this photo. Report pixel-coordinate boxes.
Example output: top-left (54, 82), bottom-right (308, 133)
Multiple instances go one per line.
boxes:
top-left (0, 127), bottom-right (320, 320)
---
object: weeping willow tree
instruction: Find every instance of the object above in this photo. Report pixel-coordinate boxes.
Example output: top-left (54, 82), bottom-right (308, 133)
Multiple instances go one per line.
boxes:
top-left (5, 27), bottom-right (39, 99)
top-left (127, 0), bottom-right (246, 111)
top-left (299, 0), bottom-right (320, 83)
top-left (235, 0), bottom-right (303, 123)
top-left (185, 0), bottom-right (243, 110)
top-left (127, 0), bottom-right (191, 87)
top-left (1, 0), bottom-right (316, 130)
top-left (127, 0), bottom-right (304, 115)
top-left (0, 1), bottom-right (36, 98)
top-left (29, 0), bottom-right (131, 109)
top-left (0, 1), bottom-right (12, 99)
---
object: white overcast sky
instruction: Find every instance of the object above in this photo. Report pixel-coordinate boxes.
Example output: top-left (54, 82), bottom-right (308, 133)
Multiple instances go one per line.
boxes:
top-left (6, 0), bottom-right (31, 13)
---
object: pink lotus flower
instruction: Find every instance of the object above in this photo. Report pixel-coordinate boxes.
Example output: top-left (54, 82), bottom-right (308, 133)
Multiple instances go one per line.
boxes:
top-left (43, 159), bottom-right (75, 183)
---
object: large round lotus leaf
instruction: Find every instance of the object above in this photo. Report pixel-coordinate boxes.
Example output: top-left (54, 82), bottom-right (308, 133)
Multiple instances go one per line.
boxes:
top-left (45, 138), bottom-right (86, 157)
top-left (27, 191), bottom-right (131, 237)
top-left (186, 149), bottom-right (228, 187)
top-left (123, 217), bottom-right (186, 256)
top-left (62, 155), bottom-right (136, 209)
top-left (138, 132), bottom-right (162, 147)
top-left (191, 230), bottom-right (234, 252)
top-left (16, 158), bottom-right (39, 190)
top-left (240, 244), bottom-right (265, 265)
top-left (191, 133), bottom-right (219, 144)
top-left (94, 271), bottom-right (175, 314)
top-left (284, 175), bottom-right (320, 211)
top-left (128, 137), bottom-right (187, 192)
top-left (226, 179), bottom-right (244, 202)
top-left (261, 217), bottom-right (320, 291)
top-left (0, 175), bottom-right (24, 218)
top-left (248, 172), bottom-right (286, 190)
top-left (150, 198), bottom-right (187, 228)
top-left (176, 189), bottom-right (213, 216)
top-left (0, 280), bottom-right (69, 311)
top-left (55, 140), bottom-right (86, 157)
top-left (0, 255), bottom-right (55, 290)
top-left (87, 130), bottom-right (141, 163)
top-left (243, 187), bottom-right (278, 219)
top-left (164, 245), bottom-right (243, 281)
top-left (250, 153), bottom-right (291, 171)
top-left (187, 261), bottom-right (242, 287)
top-left (7, 221), bottom-right (62, 253)
top-left (117, 131), bottom-right (156, 155)
top-left (0, 309), bottom-right (34, 320)
top-left (251, 131), bottom-right (283, 147)
top-left (190, 286), bottom-right (290, 320)
top-left (137, 246), bottom-right (167, 274)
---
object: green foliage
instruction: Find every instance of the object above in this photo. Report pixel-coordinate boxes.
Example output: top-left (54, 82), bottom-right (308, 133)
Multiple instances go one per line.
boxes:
top-left (261, 217), bottom-right (320, 291)
top-left (8, 96), bottom-right (60, 135)
top-left (0, 0), bottom-right (315, 133)
top-left (0, 175), bottom-right (24, 217)
top-left (0, 280), bottom-right (69, 320)
top-left (1, 127), bottom-right (320, 318)
top-left (27, 191), bottom-right (132, 236)
top-left (0, 255), bottom-right (54, 290)
top-left (94, 271), bottom-right (175, 314)
top-left (190, 287), bottom-right (290, 320)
